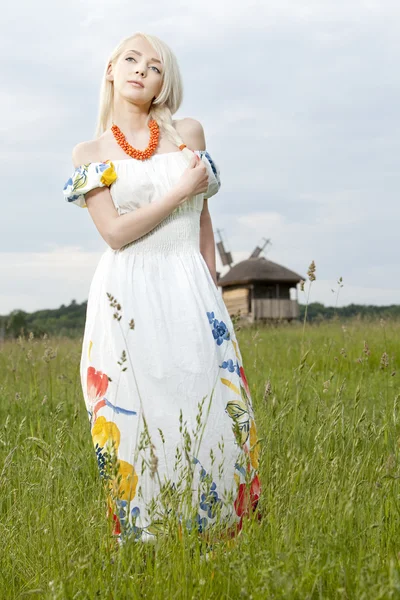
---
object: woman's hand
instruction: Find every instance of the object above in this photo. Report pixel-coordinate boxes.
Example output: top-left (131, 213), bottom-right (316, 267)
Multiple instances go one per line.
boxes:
top-left (174, 154), bottom-right (209, 203)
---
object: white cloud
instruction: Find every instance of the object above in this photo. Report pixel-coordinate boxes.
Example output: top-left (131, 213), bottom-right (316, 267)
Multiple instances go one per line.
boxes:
top-left (0, 247), bottom-right (103, 314)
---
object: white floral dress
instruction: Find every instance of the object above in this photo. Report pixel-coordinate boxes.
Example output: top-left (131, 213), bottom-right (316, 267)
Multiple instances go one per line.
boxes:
top-left (62, 148), bottom-right (261, 543)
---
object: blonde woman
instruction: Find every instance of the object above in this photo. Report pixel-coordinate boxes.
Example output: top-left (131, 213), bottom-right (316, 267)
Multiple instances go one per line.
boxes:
top-left (63, 32), bottom-right (261, 547)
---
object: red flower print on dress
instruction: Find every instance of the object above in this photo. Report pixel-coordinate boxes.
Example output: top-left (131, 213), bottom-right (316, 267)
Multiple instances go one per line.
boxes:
top-left (87, 366), bottom-right (109, 421)
top-left (107, 500), bottom-right (121, 536)
top-left (233, 441), bottom-right (262, 531)
top-left (233, 473), bottom-right (261, 518)
top-left (86, 363), bottom-right (138, 426)
top-left (239, 366), bottom-right (251, 399)
top-left (87, 366), bottom-right (109, 403)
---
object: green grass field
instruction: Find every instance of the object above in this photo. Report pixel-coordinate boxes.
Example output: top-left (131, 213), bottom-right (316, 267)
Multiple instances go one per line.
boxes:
top-left (1, 314), bottom-right (399, 599)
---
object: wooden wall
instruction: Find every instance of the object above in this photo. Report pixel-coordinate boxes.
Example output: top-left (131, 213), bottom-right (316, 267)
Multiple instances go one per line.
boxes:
top-left (222, 288), bottom-right (250, 317)
top-left (252, 298), bottom-right (299, 319)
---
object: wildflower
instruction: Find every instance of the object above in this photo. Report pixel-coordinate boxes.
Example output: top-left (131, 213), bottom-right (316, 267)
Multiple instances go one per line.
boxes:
top-left (307, 260), bottom-right (316, 282)
top-left (263, 380), bottom-right (271, 402)
top-left (386, 454), bottom-right (396, 471)
top-left (42, 346), bottom-right (57, 363)
top-left (107, 292), bottom-right (122, 321)
top-left (149, 443), bottom-right (159, 480)
top-left (380, 352), bottom-right (389, 369)
top-left (117, 349), bottom-right (128, 372)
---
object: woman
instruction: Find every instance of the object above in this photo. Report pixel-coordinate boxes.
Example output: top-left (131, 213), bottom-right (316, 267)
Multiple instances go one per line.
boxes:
top-left (62, 31), bottom-right (261, 545)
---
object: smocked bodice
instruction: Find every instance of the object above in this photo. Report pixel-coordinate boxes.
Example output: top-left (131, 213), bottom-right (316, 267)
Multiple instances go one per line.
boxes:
top-left (62, 149), bottom-right (221, 254)
top-left (109, 152), bottom-right (205, 217)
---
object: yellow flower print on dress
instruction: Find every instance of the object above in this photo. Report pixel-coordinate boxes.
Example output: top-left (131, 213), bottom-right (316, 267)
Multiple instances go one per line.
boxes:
top-left (100, 162), bottom-right (118, 186)
top-left (92, 416), bottom-right (138, 502)
top-left (111, 457), bottom-right (138, 502)
top-left (249, 418), bottom-right (260, 470)
top-left (225, 398), bottom-right (250, 445)
top-left (92, 415), bottom-right (120, 451)
top-left (62, 160), bottom-right (118, 208)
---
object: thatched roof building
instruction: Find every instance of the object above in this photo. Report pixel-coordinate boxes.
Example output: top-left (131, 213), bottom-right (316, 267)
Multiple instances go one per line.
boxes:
top-left (217, 256), bottom-right (305, 322)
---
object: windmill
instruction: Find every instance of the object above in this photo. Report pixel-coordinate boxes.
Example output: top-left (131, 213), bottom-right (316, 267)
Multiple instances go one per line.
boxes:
top-left (215, 229), bottom-right (233, 270)
top-left (248, 237), bottom-right (272, 259)
top-left (216, 230), bottom-right (272, 271)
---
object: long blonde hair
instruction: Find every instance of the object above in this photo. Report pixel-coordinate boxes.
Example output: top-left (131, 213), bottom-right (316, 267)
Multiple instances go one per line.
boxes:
top-left (94, 32), bottom-right (193, 160)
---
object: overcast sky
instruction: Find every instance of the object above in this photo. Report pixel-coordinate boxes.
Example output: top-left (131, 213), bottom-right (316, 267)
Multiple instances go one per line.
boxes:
top-left (1, 0), bottom-right (399, 314)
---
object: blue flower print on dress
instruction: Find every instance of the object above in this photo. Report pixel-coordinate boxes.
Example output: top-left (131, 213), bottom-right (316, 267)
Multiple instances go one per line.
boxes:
top-left (192, 455), bottom-right (223, 521)
top-left (199, 482), bottom-right (223, 519)
top-left (130, 506), bottom-right (143, 538)
top-left (212, 318), bottom-right (231, 346)
top-left (94, 443), bottom-right (114, 483)
top-left (114, 500), bottom-right (144, 541)
top-left (184, 513), bottom-right (208, 533)
top-left (196, 151), bottom-right (221, 191)
top-left (195, 513), bottom-right (208, 533)
top-left (206, 310), bottom-right (231, 345)
top-left (220, 358), bottom-right (240, 376)
top-left (62, 161), bottom-right (118, 207)
top-left (117, 499), bottom-right (129, 527)
top-left (131, 506), bottom-right (140, 519)
top-left (204, 151), bottom-right (219, 181)
top-left (63, 161), bottom-right (113, 192)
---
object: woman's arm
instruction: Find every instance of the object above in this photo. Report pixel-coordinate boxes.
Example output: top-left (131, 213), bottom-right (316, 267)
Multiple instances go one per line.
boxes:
top-left (174, 119), bottom-right (219, 288)
top-left (71, 142), bottom-right (192, 250)
top-left (200, 199), bottom-right (218, 288)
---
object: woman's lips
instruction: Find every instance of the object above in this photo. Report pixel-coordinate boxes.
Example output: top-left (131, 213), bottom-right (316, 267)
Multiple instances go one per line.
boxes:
top-left (128, 81), bottom-right (144, 88)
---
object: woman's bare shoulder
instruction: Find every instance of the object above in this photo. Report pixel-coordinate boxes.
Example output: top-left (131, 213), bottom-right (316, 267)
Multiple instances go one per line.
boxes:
top-left (71, 139), bottom-right (103, 168)
top-left (173, 117), bottom-right (206, 151)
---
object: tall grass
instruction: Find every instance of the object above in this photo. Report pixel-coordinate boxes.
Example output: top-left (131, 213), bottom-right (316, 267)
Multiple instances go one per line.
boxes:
top-left (1, 284), bottom-right (400, 597)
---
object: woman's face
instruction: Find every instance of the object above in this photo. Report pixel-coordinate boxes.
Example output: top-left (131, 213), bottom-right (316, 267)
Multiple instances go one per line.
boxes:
top-left (107, 37), bottom-right (164, 107)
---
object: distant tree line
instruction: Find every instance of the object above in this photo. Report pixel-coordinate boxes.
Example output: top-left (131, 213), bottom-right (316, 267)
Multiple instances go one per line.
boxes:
top-left (0, 300), bottom-right (398, 340)
top-left (0, 299), bottom-right (87, 340)
top-left (297, 302), bottom-right (400, 322)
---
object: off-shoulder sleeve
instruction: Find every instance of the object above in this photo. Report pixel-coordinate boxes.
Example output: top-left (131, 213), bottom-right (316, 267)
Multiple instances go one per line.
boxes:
top-left (62, 160), bottom-right (118, 208)
top-left (194, 150), bottom-right (221, 199)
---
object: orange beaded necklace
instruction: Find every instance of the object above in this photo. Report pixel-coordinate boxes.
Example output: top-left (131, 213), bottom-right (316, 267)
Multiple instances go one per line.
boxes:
top-left (111, 119), bottom-right (187, 160)
top-left (111, 119), bottom-right (159, 160)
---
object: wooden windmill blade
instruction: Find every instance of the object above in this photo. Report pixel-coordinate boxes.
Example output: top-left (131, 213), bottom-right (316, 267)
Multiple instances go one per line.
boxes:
top-left (249, 245), bottom-right (262, 259)
top-left (215, 229), bottom-right (233, 268)
top-left (249, 238), bottom-right (271, 259)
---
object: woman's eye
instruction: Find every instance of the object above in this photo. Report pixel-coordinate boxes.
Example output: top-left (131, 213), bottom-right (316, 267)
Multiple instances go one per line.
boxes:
top-left (126, 57), bottom-right (160, 73)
